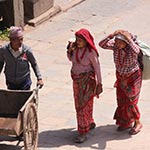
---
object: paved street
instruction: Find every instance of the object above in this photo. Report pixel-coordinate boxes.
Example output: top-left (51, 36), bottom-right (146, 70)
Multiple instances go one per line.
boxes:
top-left (0, 0), bottom-right (150, 149)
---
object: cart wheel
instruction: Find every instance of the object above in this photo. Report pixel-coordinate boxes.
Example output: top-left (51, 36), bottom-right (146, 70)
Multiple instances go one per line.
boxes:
top-left (23, 103), bottom-right (38, 150)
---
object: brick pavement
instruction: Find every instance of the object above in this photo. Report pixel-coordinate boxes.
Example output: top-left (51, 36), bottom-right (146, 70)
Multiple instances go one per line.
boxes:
top-left (0, 0), bottom-right (150, 150)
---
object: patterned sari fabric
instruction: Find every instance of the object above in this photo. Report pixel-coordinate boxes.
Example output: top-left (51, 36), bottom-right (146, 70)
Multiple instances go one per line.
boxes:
top-left (72, 71), bottom-right (96, 134)
top-left (114, 69), bottom-right (142, 128)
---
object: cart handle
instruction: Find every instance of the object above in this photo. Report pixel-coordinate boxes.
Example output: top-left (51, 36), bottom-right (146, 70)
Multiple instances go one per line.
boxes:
top-left (20, 85), bottom-right (40, 113)
top-left (34, 84), bottom-right (41, 93)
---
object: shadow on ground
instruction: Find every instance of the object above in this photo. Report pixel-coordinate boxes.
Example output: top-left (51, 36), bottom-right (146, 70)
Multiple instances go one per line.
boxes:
top-left (38, 124), bottom-right (132, 149)
top-left (0, 136), bottom-right (23, 150)
top-left (0, 144), bottom-right (22, 150)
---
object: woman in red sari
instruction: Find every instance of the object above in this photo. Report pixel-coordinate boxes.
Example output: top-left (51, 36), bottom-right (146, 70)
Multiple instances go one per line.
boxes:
top-left (67, 29), bottom-right (103, 143)
top-left (99, 30), bottom-right (143, 135)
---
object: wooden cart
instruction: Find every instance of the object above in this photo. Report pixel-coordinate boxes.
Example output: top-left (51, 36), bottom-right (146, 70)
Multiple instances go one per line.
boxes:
top-left (0, 87), bottom-right (39, 150)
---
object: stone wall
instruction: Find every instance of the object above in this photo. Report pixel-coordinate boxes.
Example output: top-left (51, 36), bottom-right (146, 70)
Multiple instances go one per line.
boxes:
top-left (0, 0), bottom-right (15, 28)
top-left (24, 0), bottom-right (54, 19)
top-left (0, 0), bottom-right (54, 28)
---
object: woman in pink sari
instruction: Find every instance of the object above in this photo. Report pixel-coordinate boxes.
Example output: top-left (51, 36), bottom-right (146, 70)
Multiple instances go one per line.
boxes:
top-left (99, 30), bottom-right (143, 135)
top-left (67, 29), bottom-right (103, 143)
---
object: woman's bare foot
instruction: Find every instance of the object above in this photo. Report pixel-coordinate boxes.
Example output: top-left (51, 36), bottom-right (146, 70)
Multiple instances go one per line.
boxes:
top-left (129, 121), bottom-right (143, 135)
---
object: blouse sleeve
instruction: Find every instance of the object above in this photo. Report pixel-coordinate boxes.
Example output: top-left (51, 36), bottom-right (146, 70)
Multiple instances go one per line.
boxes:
top-left (89, 50), bottom-right (102, 84)
top-left (129, 39), bottom-right (140, 54)
top-left (99, 35), bottom-right (115, 50)
top-left (66, 51), bottom-right (73, 61)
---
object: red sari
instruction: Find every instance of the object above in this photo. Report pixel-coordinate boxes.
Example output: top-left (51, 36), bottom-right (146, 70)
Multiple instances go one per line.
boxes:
top-left (114, 69), bottom-right (142, 128)
top-left (72, 71), bottom-right (96, 134)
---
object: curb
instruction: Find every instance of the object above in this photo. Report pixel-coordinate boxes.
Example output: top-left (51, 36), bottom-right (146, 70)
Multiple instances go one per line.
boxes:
top-left (27, 5), bottom-right (61, 27)
top-left (26, 0), bottom-right (86, 27)
top-left (60, 0), bottom-right (86, 12)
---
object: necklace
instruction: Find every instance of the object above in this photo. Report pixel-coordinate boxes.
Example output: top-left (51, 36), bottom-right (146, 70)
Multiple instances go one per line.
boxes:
top-left (76, 48), bottom-right (86, 63)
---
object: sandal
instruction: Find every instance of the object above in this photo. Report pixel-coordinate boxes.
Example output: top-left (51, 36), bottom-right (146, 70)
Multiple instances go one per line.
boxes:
top-left (90, 122), bottom-right (96, 130)
top-left (129, 124), bottom-right (143, 135)
top-left (117, 126), bottom-right (132, 132)
top-left (74, 134), bottom-right (87, 143)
